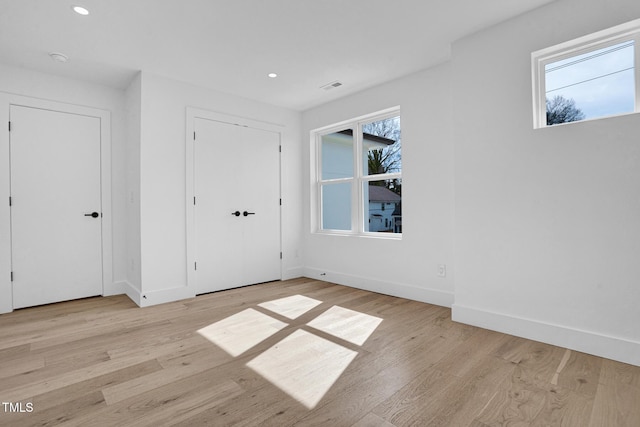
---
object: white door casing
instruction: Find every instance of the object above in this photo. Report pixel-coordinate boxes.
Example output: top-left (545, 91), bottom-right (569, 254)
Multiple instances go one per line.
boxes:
top-left (188, 110), bottom-right (282, 295)
top-left (9, 103), bottom-right (108, 309)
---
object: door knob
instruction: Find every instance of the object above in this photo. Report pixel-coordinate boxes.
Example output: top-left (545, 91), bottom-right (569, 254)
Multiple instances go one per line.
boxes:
top-left (231, 211), bottom-right (241, 217)
top-left (84, 212), bottom-right (100, 218)
top-left (243, 211), bottom-right (255, 216)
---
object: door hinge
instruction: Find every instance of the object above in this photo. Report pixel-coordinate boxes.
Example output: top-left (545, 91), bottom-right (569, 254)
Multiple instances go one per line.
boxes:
top-left (280, 252), bottom-right (282, 259)
top-left (8, 196), bottom-right (11, 207)
top-left (279, 198), bottom-right (282, 206)
top-left (194, 262), bottom-right (197, 271)
top-left (8, 121), bottom-right (11, 132)
top-left (193, 131), bottom-right (196, 140)
top-left (10, 272), bottom-right (13, 282)
top-left (193, 196), bottom-right (196, 205)
top-left (279, 145), bottom-right (281, 153)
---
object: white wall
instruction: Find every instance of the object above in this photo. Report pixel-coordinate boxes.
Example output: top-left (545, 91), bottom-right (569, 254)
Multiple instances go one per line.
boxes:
top-left (301, 64), bottom-right (455, 307)
top-left (451, 0), bottom-right (640, 366)
top-left (124, 73), bottom-right (142, 301)
top-left (136, 72), bottom-right (303, 305)
top-left (0, 64), bottom-right (128, 313)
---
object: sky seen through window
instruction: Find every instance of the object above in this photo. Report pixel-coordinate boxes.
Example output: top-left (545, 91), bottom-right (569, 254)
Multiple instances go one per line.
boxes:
top-left (545, 40), bottom-right (635, 120)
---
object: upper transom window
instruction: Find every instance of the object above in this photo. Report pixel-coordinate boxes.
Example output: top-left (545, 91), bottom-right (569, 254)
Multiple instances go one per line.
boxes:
top-left (532, 19), bottom-right (640, 128)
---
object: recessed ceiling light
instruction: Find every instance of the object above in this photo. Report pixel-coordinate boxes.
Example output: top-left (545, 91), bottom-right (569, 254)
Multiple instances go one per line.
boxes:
top-left (72, 5), bottom-right (90, 15)
top-left (49, 52), bottom-right (69, 63)
top-left (268, 73), bottom-right (278, 78)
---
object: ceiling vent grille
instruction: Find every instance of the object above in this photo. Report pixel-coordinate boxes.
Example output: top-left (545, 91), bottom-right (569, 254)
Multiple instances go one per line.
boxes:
top-left (320, 81), bottom-right (343, 91)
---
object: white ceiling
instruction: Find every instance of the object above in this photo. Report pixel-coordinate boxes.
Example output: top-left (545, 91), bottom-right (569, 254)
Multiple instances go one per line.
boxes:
top-left (0, 0), bottom-right (555, 111)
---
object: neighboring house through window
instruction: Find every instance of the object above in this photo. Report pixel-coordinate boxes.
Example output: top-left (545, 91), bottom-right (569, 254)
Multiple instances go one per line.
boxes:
top-left (367, 185), bottom-right (401, 233)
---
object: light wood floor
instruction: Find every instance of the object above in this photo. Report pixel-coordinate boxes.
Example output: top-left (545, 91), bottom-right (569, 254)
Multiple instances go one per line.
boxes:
top-left (1, 278), bottom-right (639, 426)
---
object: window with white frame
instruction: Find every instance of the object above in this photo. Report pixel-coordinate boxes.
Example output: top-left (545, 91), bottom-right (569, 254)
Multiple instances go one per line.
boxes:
top-left (314, 108), bottom-right (402, 236)
top-left (532, 19), bottom-right (640, 128)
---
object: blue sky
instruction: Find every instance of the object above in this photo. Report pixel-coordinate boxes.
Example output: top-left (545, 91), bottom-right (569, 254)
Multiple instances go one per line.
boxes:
top-left (545, 40), bottom-right (635, 119)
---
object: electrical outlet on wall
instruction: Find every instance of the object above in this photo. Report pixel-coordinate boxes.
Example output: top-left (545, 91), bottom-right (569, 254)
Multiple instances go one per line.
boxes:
top-left (437, 264), bottom-right (446, 278)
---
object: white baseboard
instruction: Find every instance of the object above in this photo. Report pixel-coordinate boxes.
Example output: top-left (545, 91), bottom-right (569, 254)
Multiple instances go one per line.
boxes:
top-left (137, 286), bottom-right (195, 308)
top-left (114, 272), bottom-right (307, 308)
top-left (104, 280), bottom-right (127, 296)
top-left (111, 280), bottom-right (142, 307)
top-left (303, 267), bottom-right (454, 308)
top-left (452, 303), bottom-right (640, 367)
top-left (282, 266), bottom-right (304, 281)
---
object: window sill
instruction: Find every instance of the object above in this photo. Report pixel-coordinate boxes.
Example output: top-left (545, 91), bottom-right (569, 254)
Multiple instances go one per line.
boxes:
top-left (313, 230), bottom-right (402, 241)
top-left (535, 109), bottom-right (639, 129)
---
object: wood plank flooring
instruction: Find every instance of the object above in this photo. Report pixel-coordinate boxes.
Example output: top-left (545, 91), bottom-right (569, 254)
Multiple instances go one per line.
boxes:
top-left (1, 278), bottom-right (639, 426)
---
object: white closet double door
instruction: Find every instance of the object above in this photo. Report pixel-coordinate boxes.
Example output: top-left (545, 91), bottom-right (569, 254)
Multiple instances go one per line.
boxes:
top-left (10, 105), bottom-right (103, 309)
top-left (194, 118), bottom-right (281, 294)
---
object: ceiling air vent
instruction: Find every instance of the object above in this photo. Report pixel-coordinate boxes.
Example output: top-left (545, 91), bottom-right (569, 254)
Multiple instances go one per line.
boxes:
top-left (320, 80), bottom-right (343, 91)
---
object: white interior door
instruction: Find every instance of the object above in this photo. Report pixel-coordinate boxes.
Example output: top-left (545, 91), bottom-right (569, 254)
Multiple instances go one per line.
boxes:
top-left (10, 105), bottom-right (103, 309)
top-left (240, 126), bottom-right (281, 286)
top-left (194, 118), bottom-right (280, 294)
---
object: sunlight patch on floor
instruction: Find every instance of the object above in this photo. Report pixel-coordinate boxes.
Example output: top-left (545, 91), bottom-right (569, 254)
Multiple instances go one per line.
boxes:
top-left (246, 329), bottom-right (358, 409)
top-left (197, 295), bottom-right (384, 409)
top-left (258, 294), bottom-right (323, 319)
top-left (307, 305), bottom-right (383, 346)
top-left (197, 308), bottom-right (287, 357)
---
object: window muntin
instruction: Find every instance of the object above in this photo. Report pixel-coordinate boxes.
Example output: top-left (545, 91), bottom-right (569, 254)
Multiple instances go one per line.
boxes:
top-left (315, 109), bottom-right (401, 237)
top-left (532, 19), bottom-right (640, 128)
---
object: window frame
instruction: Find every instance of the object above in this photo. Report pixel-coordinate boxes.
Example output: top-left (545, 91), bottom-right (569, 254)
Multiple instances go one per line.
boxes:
top-left (313, 107), bottom-right (402, 238)
top-left (532, 19), bottom-right (640, 129)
